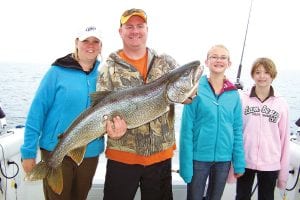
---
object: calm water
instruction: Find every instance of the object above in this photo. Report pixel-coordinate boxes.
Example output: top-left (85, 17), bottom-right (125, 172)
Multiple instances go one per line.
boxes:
top-left (0, 63), bottom-right (48, 129)
top-left (0, 62), bottom-right (300, 134)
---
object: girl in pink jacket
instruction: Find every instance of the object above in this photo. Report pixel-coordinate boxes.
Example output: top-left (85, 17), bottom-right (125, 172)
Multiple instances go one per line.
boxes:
top-left (236, 57), bottom-right (290, 200)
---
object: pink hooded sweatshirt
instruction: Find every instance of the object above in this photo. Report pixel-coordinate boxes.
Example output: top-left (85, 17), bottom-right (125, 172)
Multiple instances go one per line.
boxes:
top-left (238, 87), bottom-right (290, 189)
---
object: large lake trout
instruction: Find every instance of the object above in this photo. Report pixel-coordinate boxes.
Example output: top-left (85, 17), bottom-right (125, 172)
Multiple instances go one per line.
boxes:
top-left (25, 60), bottom-right (203, 194)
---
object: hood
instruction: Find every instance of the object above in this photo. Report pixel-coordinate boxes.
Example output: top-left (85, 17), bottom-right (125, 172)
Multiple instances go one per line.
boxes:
top-left (52, 54), bottom-right (82, 70)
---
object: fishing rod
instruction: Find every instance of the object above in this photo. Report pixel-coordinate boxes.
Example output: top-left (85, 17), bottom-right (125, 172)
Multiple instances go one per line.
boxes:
top-left (235, 0), bottom-right (254, 90)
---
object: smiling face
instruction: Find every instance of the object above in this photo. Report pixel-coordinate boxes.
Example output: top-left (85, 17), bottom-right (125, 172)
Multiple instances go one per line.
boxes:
top-left (205, 45), bottom-right (231, 75)
top-left (119, 15), bottom-right (148, 50)
top-left (250, 57), bottom-right (277, 89)
top-left (76, 36), bottom-right (102, 62)
top-left (252, 64), bottom-right (274, 88)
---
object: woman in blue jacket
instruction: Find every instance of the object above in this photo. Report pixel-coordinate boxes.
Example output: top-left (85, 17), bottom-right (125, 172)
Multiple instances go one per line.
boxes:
top-left (179, 44), bottom-right (245, 200)
top-left (20, 25), bottom-right (104, 200)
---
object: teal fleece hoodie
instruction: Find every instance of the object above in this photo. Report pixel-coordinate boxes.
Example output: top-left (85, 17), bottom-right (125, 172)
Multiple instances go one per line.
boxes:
top-left (179, 75), bottom-right (245, 183)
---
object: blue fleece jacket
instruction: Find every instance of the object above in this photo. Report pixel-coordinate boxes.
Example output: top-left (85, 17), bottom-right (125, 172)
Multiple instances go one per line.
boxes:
top-left (179, 75), bottom-right (245, 183)
top-left (21, 54), bottom-right (104, 159)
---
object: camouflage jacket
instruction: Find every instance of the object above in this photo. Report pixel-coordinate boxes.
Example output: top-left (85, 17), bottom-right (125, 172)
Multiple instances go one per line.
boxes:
top-left (96, 48), bottom-right (178, 156)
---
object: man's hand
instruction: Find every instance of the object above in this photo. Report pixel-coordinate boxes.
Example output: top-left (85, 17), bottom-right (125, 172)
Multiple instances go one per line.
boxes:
top-left (106, 116), bottom-right (127, 139)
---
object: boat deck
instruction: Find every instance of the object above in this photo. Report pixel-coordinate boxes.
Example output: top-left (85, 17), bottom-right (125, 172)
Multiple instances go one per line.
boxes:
top-left (1, 128), bottom-right (300, 200)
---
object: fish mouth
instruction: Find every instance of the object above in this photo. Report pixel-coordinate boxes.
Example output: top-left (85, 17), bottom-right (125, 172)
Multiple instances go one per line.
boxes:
top-left (193, 65), bottom-right (204, 85)
top-left (166, 61), bottom-right (203, 104)
top-left (183, 65), bottom-right (203, 102)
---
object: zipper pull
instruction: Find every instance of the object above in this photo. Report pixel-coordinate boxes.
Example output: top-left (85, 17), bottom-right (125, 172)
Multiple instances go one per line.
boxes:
top-left (212, 101), bottom-right (219, 106)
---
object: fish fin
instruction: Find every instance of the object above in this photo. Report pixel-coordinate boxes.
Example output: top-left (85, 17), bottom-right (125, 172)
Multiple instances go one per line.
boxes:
top-left (25, 160), bottom-right (48, 181)
top-left (90, 91), bottom-right (111, 106)
top-left (67, 146), bottom-right (86, 165)
top-left (57, 133), bottom-right (65, 140)
top-left (47, 166), bottom-right (63, 194)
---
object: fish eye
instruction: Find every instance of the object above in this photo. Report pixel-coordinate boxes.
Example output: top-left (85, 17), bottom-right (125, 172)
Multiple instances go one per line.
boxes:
top-left (183, 71), bottom-right (189, 76)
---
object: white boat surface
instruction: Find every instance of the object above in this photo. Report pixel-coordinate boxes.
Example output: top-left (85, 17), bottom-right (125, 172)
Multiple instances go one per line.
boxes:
top-left (0, 127), bottom-right (300, 200)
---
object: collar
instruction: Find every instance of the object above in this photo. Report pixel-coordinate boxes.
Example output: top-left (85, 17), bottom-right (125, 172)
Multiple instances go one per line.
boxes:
top-left (250, 86), bottom-right (274, 102)
top-left (207, 77), bottom-right (237, 96)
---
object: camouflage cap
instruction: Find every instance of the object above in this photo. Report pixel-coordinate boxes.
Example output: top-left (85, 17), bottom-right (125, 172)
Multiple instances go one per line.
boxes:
top-left (120, 8), bottom-right (147, 25)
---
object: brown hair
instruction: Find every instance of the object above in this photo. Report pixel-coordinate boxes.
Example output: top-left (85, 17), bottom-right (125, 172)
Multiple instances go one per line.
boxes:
top-left (250, 57), bottom-right (277, 79)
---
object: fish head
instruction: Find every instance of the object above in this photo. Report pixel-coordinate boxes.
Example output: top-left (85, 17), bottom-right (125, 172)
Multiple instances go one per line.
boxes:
top-left (166, 60), bottom-right (203, 103)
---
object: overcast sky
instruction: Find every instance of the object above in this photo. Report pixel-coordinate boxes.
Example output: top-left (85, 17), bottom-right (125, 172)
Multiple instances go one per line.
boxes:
top-left (1, 0), bottom-right (299, 78)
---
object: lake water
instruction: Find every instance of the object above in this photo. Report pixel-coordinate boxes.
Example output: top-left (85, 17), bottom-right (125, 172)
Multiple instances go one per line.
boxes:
top-left (0, 62), bottom-right (300, 134)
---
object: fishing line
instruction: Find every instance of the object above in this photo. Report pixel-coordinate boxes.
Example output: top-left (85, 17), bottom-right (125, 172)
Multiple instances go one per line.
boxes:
top-left (286, 163), bottom-right (300, 191)
top-left (235, 0), bottom-right (254, 90)
top-left (0, 143), bottom-right (20, 200)
top-left (244, 0), bottom-right (257, 196)
top-left (0, 144), bottom-right (8, 199)
top-left (0, 144), bottom-right (19, 179)
top-left (251, 182), bottom-right (258, 196)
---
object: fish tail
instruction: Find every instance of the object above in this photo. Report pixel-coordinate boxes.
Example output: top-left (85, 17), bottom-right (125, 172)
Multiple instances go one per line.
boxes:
top-left (47, 165), bottom-right (63, 194)
top-left (25, 161), bottom-right (48, 181)
top-left (25, 161), bottom-right (64, 194)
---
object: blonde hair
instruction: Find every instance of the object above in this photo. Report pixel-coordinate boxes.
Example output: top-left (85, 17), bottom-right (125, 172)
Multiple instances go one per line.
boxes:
top-left (73, 48), bottom-right (79, 61)
top-left (72, 38), bottom-right (102, 62)
top-left (250, 57), bottom-right (277, 79)
top-left (207, 44), bottom-right (230, 61)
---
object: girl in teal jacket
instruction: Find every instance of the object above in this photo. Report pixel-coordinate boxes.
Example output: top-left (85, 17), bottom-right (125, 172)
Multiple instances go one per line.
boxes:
top-left (179, 44), bottom-right (245, 200)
